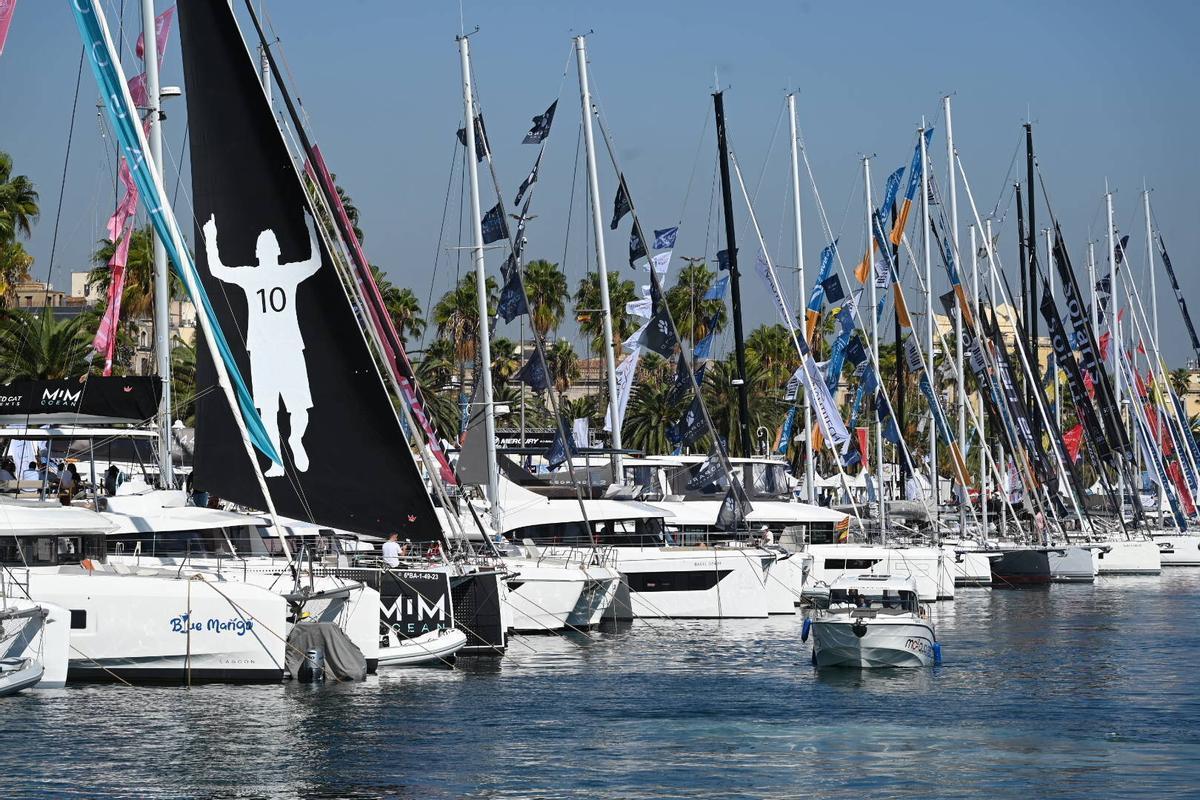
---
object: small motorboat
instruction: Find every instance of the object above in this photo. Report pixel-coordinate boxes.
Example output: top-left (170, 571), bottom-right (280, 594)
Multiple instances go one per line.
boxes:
top-left (0, 657), bottom-right (44, 696)
top-left (377, 627), bottom-right (467, 668)
top-left (806, 574), bottom-right (939, 668)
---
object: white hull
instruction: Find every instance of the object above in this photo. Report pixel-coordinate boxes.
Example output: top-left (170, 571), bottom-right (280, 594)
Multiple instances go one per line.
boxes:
top-left (806, 545), bottom-right (954, 601)
top-left (378, 627), bottom-right (466, 667)
top-left (1152, 534), bottom-right (1200, 566)
top-left (945, 546), bottom-right (992, 587)
top-left (566, 568), bottom-right (621, 628)
top-left (0, 658), bottom-right (44, 696)
top-left (107, 555), bottom-right (382, 665)
top-left (583, 547), bottom-right (771, 619)
top-left (812, 617), bottom-right (937, 668)
top-left (502, 558), bottom-right (586, 633)
top-left (12, 568), bottom-right (287, 683)
top-left (767, 552), bottom-right (807, 611)
top-left (1093, 540), bottom-right (1162, 574)
top-left (1047, 546), bottom-right (1097, 583)
top-left (0, 599), bottom-right (70, 689)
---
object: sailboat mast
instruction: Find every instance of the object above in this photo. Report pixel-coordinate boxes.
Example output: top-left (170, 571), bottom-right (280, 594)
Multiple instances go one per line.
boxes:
top-left (945, 96), bottom-right (965, 536)
top-left (1025, 124), bottom-right (1038, 440)
top-left (1088, 241), bottom-right (1098, 329)
top-left (864, 156), bottom-right (886, 532)
top-left (987, 218), bottom-right (1006, 536)
top-left (919, 121), bottom-right (936, 507)
top-left (972, 223), bottom-right (987, 537)
top-left (1045, 227), bottom-right (1059, 430)
top-left (1143, 186), bottom-right (1159, 357)
top-left (713, 90), bottom-right (752, 456)
top-left (141, 0), bottom-right (173, 489)
top-left (787, 92), bottom-right (814, 500)
top-left (1106, 184), bottom-right (1122, 511)
top-left (457, 34), bottom-right (499, 509)
top-left (574, 35), bottom-right (624, 479)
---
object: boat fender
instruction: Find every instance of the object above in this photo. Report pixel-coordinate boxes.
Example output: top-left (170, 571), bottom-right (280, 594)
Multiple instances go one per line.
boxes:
top-left (801, 617), bottom-right (811, 642)
top-left (932, 642), bottom-right (942, 666)
top-left (851, 620), bottom-right (868, 639)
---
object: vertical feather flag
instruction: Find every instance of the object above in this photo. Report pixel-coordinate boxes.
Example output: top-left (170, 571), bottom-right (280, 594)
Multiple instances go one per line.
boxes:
top-left (890, 128), bottom-right (934, 246)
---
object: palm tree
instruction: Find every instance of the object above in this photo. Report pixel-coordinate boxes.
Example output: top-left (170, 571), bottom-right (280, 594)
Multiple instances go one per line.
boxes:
top-left (666, 261), bottom-right (726, 345)
top-left (489, 336), bottom-right (521, 388)
top-left (702, 354), bottom-right (773, 457)
top-left (623, 381), bottom-right (686, 455)
top-left (370, 265), bottom-right (425, 344)
top-left (0, 151), bottom-right (40, 244)
top-left (746, 323), bottom-right (798, 394)
top-left (89, 226), bottom-right (184, 321)
top-left (574, 271), bottom-right (638, 355)
top-left (433, 273), bottom-right (495, 367)
top-left (0, 239), bottom-right (33, 308)
top-left (170, 338), bottom-right (197, 426)
top-left (0, 309), bottom-right (92, 381)
top-left (1169, 367), bottom-right (1192, 398)
top-left (522, 259), bottom-right (568, 337)
top-left (414, 338), bottom-right (461, 437)
top-left (545, 339), bottom-right (580, 393)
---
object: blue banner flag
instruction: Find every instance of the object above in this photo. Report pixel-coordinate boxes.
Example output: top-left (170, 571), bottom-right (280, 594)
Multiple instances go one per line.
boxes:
top-left (654, 226), bottom-right (679, 249)
top-left (703, 275), bottom-right (729, 301)
top-left (807, 241), bottom-right (837, 313)
top-left (629, 229), bottom-right (647, 266)
top-left (481, 203), bottom-right (508, 244)
top-left (70, 0), bottom-right (280, 465)
top-left (717, 248), bottom-right (736, 271)
top-left (879, 166), bottom-right (905, 223)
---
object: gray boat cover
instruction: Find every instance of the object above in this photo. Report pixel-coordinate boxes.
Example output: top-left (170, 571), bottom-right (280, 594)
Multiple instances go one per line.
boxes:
top-left (285, 622), bottom-right (368, 681)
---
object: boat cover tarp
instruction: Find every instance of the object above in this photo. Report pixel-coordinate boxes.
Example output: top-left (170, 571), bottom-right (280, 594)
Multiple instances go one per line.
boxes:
top-left (284, 622), bottom-right (367, 681)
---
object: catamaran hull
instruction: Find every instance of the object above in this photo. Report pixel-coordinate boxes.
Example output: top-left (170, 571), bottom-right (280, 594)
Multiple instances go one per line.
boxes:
top-left (503, 563), bottom-right (585, 633)
top-left (0, 600), bottom-right (70, 689)
top-left (566, 570), bottom-right (621, 628)
top-left (1094, 540), bottom-right (1162, 574)
top-left (20, 571), bottom-right (287, 684)
top-left (1152, 534), bottom-right (1200, 566)
top-left (1047, 546), bottom-right (1096, 583)
top-left (812, 619), bottom-right (937, 668)
top-left (946, 547), bottom-right (993, 587)
top-left (605, 547), bottom-right (771, 619)
top-left (990, 549), bottom-right (1051, 586)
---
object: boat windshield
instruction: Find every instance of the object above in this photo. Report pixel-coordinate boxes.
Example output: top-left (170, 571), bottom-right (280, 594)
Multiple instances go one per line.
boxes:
top-left (664, 462), bottom-right (792, 500)
top-left (507, 517), bottom-right (667, 547)
top-left (1, 532), bottom-right (108, 566)
top-left (828, 587), bottom-right (918, 613)
top-left (109, 525), bottom-right (263, 559)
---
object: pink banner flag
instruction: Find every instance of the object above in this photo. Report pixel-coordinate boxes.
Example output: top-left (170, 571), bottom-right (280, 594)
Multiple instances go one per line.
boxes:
top-left (135, 6), bottom-right (174, 65)
top-left (0, 0), bottom-right (16, 58)
top-left (93, 222), bottom-right (133, 376)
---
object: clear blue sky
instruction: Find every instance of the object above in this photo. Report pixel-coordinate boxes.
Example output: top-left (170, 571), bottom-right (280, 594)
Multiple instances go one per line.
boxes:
top-left (2, 1), bottom-right (1198, 364)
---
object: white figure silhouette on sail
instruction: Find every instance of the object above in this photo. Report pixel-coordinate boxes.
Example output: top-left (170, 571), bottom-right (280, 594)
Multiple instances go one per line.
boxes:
top-left (203, 212), bottom-right (321, 477)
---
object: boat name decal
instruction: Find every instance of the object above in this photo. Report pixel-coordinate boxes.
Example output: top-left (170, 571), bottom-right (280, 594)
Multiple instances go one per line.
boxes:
top-left (169, 613), bottom-right (255, 636)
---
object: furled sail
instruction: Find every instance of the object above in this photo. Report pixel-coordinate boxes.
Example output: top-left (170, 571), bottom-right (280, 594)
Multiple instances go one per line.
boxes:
top-left (179, 3), bottom-right (441, 540)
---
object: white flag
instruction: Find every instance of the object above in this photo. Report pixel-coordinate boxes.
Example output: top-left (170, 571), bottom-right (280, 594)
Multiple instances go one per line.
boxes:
top-left (606, 349), bottom-right (640, 432)
top-left (645, 250), bottom-right (671, 276)
top-left (755, 250), bottom-right (795, 328)
top-left (803, 353), bottom-right (851, 449)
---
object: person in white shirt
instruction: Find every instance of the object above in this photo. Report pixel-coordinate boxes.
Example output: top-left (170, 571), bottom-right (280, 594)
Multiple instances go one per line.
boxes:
top-left (382, 533), bottom-right (402, 567)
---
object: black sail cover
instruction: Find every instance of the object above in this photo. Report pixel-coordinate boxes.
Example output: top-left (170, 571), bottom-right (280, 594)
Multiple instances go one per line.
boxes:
top-left (180, 4), bottom-right (442, 541)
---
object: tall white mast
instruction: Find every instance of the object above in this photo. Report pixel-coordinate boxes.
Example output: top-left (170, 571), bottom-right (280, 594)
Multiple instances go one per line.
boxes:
top-left (971, 223), bottom-right (986, 538)
top-left (141, 0), bottom-right (173, 488)
top-left (1143, 185), bottom-right (1159, 359)
top-left (919, 120), bottom-right (936, 509)
top-left (1088, 241), bottom-right (1098, 329)
top-left (575, 35), bottom-right (624, 479)
top-left (787, 92), bottom-right (814, 502)
top-left (457, 34), bottom-right (499, 510)
top-left (1143, 183), bottom-right (1162, 527)
top-left (1106, 184), bottom-right (1122, 509)
top-left (864, 156), bottom-right (886, 532)
top-left (944, 96), bottom-right (964, 536)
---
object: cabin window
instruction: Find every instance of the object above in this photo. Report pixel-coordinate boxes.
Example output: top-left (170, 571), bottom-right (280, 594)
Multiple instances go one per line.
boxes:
top-left (823, 558), bottom-right (880, 571)
top-left (70, 609), bottom-right (87, 629)
top-left (626, 569), bottom-right (731, 592)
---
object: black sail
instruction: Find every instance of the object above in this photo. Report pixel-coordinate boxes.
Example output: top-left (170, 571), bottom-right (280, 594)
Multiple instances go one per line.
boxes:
top-left (180, 3), bottom-right (441, 540)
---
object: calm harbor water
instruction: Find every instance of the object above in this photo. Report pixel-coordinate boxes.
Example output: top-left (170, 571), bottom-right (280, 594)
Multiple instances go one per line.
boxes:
top-left (4, 570), bottom-right (1200, 799)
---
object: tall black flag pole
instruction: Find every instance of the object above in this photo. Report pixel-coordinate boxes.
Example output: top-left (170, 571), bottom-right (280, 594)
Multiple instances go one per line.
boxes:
top-left (1024, 123), bottom-right (1040, 445)
top-left (713, 89), bottom-right (752, 457)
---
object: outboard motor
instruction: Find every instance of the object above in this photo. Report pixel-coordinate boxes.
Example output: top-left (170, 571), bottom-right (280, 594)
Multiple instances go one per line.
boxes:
top-left (297, 647), bottom-right (325, 683)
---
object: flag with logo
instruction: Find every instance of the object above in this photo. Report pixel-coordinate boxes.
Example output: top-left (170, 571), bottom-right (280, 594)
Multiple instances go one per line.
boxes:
top-left (522, 99), bottom-right (557, 144)
top-left (481, 202), bottom-right (508, 244)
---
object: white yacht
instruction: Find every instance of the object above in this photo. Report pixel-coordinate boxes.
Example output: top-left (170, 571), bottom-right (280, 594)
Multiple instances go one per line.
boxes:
top-left (808, 574), bottom-right (939, 668)
top-left (490, 478), bottom-right (773, 619)
top-left (1149, 531), bottom-right (1200, 566)
top-left (0, 597), bottom-right (70, 692)
top-left (804, 543), bottom-right (955, 602)
top-left (1091, 538), bottom-right (1163, 574)
top-left (0, 502), bottom-right (288, 683)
